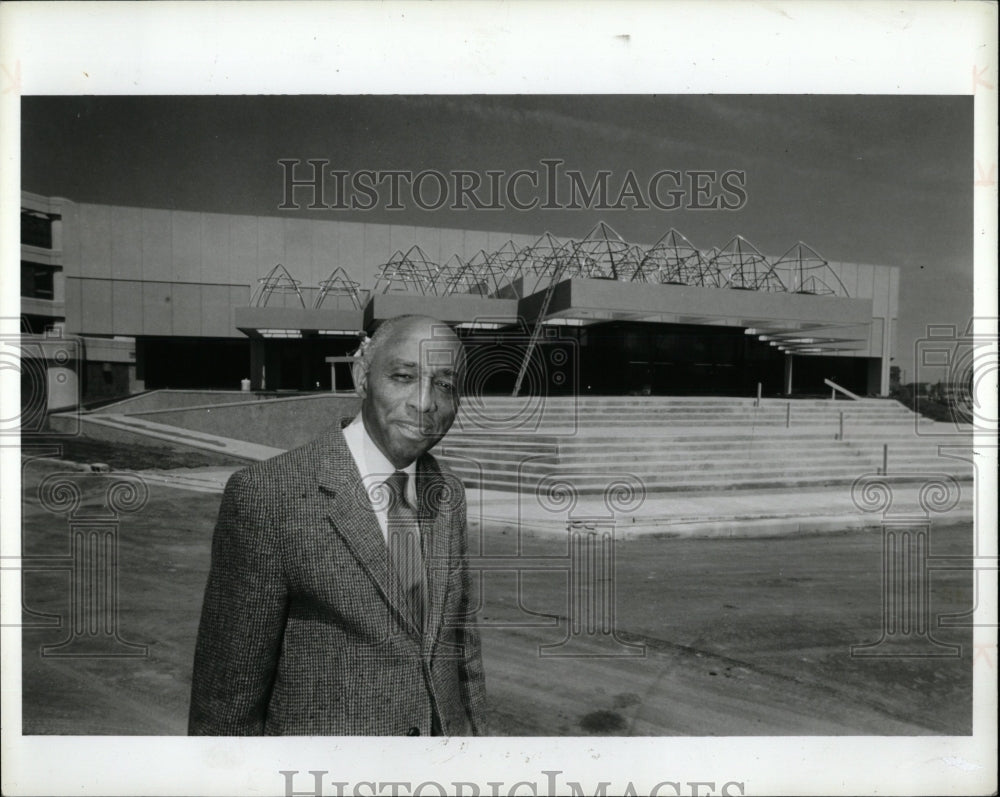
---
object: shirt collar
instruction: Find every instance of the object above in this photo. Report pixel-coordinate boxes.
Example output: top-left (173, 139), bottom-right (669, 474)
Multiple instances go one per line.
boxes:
top-left (346, 414), bottom-right (417, 501)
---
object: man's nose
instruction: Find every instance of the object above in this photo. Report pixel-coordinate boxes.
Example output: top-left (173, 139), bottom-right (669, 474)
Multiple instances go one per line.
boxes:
top-left (408, 375), bottom-right (437, 414)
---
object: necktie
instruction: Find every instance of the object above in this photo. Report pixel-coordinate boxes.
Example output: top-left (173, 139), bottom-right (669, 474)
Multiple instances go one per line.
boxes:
top-left (384, 471), bottom-right (425, 632)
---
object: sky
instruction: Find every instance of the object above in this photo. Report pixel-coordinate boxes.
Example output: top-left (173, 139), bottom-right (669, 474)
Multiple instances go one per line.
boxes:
top-left (20, 95), bottom-right (974, 377)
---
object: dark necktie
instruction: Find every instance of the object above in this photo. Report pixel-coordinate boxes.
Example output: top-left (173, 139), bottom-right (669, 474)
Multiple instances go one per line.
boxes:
top-left (384, 470), bottom-right (425, 632)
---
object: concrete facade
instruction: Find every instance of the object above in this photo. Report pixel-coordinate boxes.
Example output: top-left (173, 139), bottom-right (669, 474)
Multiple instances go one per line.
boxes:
top-left (19, 192), bottom-right (142, 410)
top-left (23, 193), bottom-right (900, 400)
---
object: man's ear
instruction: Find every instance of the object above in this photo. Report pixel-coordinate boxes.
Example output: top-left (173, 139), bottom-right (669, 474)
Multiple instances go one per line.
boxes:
top-left (351, 357), bottom-right (369, 398)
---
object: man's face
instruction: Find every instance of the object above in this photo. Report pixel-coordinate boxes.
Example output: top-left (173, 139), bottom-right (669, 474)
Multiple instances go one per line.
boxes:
top-left (357, 320), bottom-right (463, 469)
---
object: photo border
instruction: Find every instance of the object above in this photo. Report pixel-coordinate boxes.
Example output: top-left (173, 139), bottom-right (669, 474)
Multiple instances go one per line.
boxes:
top-left (1, 2), bottom-right (996, 795)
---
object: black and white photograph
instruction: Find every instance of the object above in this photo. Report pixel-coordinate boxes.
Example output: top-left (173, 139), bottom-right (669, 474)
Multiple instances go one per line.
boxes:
top-left (1, 3), bottom-right (996, 796)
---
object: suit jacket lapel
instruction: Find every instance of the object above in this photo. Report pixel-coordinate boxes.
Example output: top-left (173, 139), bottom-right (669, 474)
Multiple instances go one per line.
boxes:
top-left (317, 428), bottom-right (411, 628)
top-left (416, 458), bottom-right (452, 655)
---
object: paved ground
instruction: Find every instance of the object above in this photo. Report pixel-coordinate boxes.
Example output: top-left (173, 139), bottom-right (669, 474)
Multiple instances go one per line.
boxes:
top-left (19, 458), bottom-right (974, 736)
top-left (21, 435), bottom-right (248, 470)
top-left (124, 464), bottom-right (975, 537)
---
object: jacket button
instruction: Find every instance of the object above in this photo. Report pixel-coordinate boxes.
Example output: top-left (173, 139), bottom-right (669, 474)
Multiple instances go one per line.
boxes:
top-left (406, 727), bottom-right (420, 736)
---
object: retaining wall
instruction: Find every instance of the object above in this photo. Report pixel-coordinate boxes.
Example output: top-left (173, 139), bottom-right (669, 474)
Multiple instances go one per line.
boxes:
top-left (90, 390), bottom-right (276, 414)
top-left (130, 394), bottom-right (361, 450)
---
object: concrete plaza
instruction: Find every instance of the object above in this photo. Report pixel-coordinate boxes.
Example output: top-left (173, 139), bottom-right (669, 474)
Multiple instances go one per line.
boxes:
top-left (18, 457), bottom-right (975, 737)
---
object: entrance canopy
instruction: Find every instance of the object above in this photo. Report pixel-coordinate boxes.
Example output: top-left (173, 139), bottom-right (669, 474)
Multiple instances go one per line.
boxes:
top-left (234, 306), bottom-right (365, 338)
top-left (517, 277), bottom-right (874, 354)
top-left (236, 275), bottom-right (874, 355)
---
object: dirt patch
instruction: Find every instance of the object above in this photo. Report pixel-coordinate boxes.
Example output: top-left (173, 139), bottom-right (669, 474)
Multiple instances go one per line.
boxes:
top-left (612, 692), bottom-right (642, 709)
top-left (578, 709), bottom-right (627, 733)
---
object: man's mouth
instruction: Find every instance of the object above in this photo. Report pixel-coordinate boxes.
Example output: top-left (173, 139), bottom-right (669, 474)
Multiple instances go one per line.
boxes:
top-left (395, 421), bottom-right (435, 440)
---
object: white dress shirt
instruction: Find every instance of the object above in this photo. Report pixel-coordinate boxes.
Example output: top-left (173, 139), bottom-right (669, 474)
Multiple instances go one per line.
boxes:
top-left (342, 414), bottom-right (417, 544)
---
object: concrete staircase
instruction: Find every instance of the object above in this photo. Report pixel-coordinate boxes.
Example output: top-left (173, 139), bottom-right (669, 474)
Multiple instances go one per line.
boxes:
top-left (49, 391), bottom-right (974, 496)
top-left (436, 397), bottom-right (973, 493)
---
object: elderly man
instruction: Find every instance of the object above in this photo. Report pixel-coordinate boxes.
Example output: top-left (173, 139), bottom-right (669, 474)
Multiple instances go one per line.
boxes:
top-left (188, 314), bottom-right (487, 736)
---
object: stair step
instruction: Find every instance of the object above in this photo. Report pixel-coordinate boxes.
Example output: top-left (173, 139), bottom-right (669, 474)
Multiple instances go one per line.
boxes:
top-left (447, 472), bottom-right (972, 494)
top-left (437, 460), bottom-right (972, 480)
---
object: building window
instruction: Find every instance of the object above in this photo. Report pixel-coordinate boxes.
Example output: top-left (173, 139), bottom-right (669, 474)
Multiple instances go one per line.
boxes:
top-left (21, 261), bottom-right (56, 299)
top-left (20, 314), bottom-right (66, 335)
top-left (21, 211), bottom-right (54, 249)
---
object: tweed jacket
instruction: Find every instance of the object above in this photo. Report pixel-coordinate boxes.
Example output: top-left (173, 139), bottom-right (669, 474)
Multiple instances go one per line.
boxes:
top-left (188, 425), bottom-right (488, 736)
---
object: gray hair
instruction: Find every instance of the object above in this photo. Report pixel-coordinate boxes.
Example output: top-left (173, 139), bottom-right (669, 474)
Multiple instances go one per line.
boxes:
top-left (354, 315), bottom-right (465, 372)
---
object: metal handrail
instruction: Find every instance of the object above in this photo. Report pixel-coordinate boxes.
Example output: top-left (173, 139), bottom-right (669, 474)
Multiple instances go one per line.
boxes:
top-left (512, 258), bottom-right (569, 397)
top-left (824, 378), bottom-right (861, 401)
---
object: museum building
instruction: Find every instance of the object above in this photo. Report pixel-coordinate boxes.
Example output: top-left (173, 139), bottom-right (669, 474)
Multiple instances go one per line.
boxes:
top-left (18, 190), bottom-right (899, 411)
